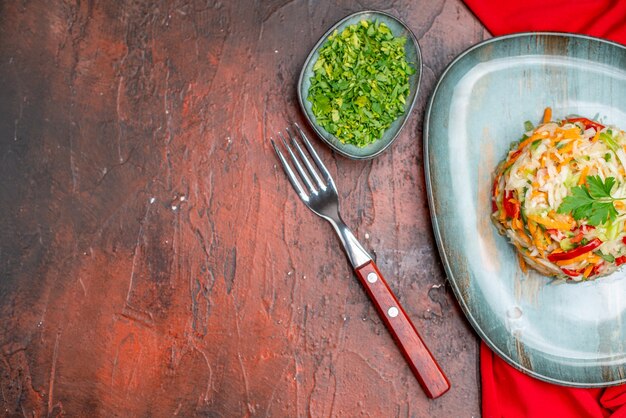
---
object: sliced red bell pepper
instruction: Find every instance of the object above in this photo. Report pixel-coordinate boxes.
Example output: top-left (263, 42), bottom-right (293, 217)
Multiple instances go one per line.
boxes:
top-left (570, 224), bottom-right (594, 234)
top-left (570, 231), bottom-right (585, 244)
top-left (616, 256), bottom-right (626, 266)
top-left (565, 117), bottom-right (605, 132)
top-left (581, 225), bottom-right (595, 233)
top-left (503, 190), bottom-right (520, 220)
top-left (591, 263), bottom-right (603, 277)
top-left (547, 238), bottom-right (603, 262)
top-left (510, 149), bottom-right (522, 159)
top-left (560, 267), bottom-right (583, 277)
top-left (622, 236), bottom-right (626, 246)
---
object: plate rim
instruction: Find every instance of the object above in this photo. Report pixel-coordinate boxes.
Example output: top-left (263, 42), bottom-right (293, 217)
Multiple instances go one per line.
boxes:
top-left (423, 31), bottom-right (626, 387)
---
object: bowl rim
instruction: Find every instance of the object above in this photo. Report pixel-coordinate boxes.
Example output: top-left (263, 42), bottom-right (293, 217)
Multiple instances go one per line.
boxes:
top-left (297, 10), bottom-right (423, 160)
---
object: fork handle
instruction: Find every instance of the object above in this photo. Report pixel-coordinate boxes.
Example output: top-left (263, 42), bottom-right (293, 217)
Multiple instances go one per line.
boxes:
top-left (355, 261), bottom-right (450, 399)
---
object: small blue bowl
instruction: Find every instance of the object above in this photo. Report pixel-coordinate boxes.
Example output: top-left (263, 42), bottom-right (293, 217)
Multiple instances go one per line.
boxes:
top-left (297, 10), bottom-right (422, 160)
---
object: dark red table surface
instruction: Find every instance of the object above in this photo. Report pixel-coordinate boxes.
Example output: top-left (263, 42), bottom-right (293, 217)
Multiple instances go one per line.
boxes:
top-left (0, 1), bottom-right (489, 416)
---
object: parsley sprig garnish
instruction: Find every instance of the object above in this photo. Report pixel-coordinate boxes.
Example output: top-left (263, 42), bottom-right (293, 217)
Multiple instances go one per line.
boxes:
top-left (557, 175), bottom-right (624, 226)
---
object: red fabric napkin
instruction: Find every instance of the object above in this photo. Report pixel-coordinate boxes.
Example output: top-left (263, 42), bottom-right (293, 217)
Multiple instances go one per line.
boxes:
top-left (461, 1), bottom-right (626, 416)
top-left (463, 0), bottom-right (626, 45)
top-left (481, 343), bottom-right (626, 417)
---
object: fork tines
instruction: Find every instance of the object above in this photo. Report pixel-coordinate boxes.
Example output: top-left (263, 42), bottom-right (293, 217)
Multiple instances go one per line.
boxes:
top-left (271, 124), bottom-right (334, 200)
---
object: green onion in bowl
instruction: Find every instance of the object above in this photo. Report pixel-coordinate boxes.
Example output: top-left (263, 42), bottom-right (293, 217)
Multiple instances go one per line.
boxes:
top-left (307, 20), bottom-right (415, 148)
top-left (297, 10), bottom-right (422, 160)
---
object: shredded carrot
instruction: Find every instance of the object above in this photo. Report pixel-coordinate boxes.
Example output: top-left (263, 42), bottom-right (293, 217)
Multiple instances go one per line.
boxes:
top-left (504, 151), bottom-right (524, 169)
top-left (527, 214), bottom-right (575, 231)
top-left (591, 131), bottom-right (601, 142)
top-left (578, 166), bottom-right (590, 185)
top-left (518, 253), bottom-right (528, 273)
top-left (528, 220), bottom-right (545, 252)
top-left (557, 157), bottom-right (573, 172)
top-left (561, 128), bottom-right (581, 140)
top-left (510, 218), bottom-right (532, 246)
top-left (583, 264), bottom-right (594, 278)
top-left (555, 253), bottom-right (602, 267)
top-left (558, 141), bottom-right (575, 155)
top-left (542, 107), bottom-right (552, 123)
top-left (531, 190), bottom-right (547, 200)
top-left (516, 222), bottom-right (529, 235)
top-left (615, 201), bottom-right (625, 211)
top-left (550, 211), bottom-right (575, 224)
top-left (520, 233), bottom-right (532, 247)
top-left (517, 131), bottom-right (549, 151)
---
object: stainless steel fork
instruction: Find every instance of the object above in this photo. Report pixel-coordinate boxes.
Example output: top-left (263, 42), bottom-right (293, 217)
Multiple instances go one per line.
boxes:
top-left (271, 124), bottom-right (450, 399)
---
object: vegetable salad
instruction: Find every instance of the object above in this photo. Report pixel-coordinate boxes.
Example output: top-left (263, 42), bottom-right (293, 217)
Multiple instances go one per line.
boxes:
top-left (492, 108), bottom-right (626, 280)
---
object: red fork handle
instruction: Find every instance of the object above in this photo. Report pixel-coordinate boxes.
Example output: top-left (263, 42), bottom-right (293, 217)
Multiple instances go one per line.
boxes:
top-left (355, 261), bottom-right (450, 398)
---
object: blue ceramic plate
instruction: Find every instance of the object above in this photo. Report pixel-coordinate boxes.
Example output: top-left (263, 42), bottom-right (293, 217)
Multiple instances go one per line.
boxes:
top-left (297, 10), bottom-right (422, 160)
top-left (425, 33), bottom-right (626, 386)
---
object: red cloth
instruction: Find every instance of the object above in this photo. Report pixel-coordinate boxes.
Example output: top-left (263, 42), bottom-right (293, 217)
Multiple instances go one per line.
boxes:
top-left (481, 342), bottom-right (626, 417)
top-left (463, 1), bottom-right (626, 415)
top-left (463, 0), bottom-right (626, 46)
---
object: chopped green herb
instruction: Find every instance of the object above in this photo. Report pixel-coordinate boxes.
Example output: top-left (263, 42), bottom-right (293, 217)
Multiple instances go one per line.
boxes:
top-left (524, 120), bottom-right (534, 131)
top-left (595, 251), bottom-right (615, 263)
top-left (307, 20), bottom-right (415, 147)
top-left (557, 176), bottom-right (623, 226)
top-left (559, 238), bottom-right (575, 251)
top-left (599, 131), bottom-right (618, 152)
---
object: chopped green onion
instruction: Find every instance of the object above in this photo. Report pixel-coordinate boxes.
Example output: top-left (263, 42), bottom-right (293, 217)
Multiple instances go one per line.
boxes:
top-left (524, 120), bottom-right (534, 131)
top-left (307, 20), bottom-right (415, 147)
